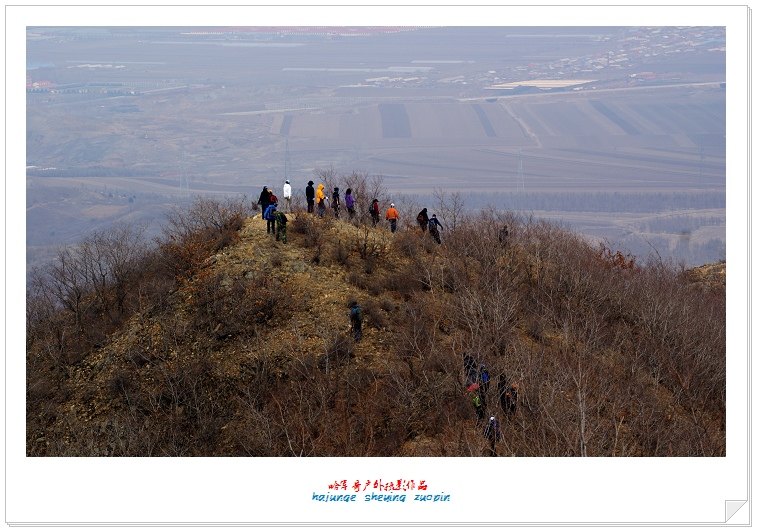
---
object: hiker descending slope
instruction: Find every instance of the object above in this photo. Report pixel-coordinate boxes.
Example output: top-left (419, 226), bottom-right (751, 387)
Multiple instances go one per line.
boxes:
top-left (416, 208), bottom-right (429, 232)
top-left (348, 300), bottom-right (363, 342)
top-left (472, 392), bottom-right (484, 421)
top-left (479, 364), bottom-right (490, 394)
top-left (463, 352), bottom-right (477, 386)
top-left (484, 416), bottom-right (502, 456)
top-left (306, 180), bottom-right (315, 213)
top-left (498, 375), bottom-right (518, 416)
top-left (428, 214), bottom-right (443, 244)
top-left (504, 382), bottom-right (518, 416)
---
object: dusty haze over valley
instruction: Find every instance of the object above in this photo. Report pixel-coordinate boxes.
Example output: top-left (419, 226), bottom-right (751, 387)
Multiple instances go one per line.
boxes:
top-left (26, 26), bottom-right (726, 272)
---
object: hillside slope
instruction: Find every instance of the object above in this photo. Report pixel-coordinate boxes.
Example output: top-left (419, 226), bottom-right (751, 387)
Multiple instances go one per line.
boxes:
top-left (26, 204), bottom-right (726, 456)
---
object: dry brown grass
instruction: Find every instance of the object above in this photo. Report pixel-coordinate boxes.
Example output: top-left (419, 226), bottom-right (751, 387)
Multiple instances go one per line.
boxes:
top-left (26, 197), bottom-right (725, 457)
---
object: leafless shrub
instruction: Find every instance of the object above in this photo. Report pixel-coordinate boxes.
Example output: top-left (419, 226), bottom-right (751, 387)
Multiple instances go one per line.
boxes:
top-left (347, 270), bottom-right (372, 291)
top-left (361, 299), bottom-right (388, 330)
top-left (318, 333), bottom-right (355, 373)
top-left (189, 271), bottom-right (294, 345)
top-left (290, 213), bottom-right (318, 244)
top-left (331, 239), bottom-right (350, 266)
top-left (392, 230), bottom-right (422, 258)
top-left (158, 196), bottom-right (252, 275)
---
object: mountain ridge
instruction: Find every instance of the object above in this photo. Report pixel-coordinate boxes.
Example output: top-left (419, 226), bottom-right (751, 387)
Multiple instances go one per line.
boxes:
top-left (26, 200), bottom-right (726, 456)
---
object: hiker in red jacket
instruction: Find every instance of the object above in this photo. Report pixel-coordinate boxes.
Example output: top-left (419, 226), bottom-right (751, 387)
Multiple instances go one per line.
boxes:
top-left (370, 198), bottom-right (380, 226)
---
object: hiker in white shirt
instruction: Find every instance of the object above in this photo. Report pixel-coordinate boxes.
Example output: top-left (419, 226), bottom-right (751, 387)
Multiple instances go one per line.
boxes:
top-left (283, 180), bottom-right (292, 212)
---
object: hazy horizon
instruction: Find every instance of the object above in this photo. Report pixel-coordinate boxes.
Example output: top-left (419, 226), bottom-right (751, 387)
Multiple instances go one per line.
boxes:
top-left (26, 26), bottom-right (726, 271)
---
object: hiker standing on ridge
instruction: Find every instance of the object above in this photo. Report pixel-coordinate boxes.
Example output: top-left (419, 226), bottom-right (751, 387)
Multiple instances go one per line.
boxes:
top-left (283, 180), bottom-right (292, 212)
top-left (274, 209), bottom-right (288, 243)
top-left (484, 416), bottom-right (502, 456)
top-left (385, 203), bottom-right (399, 233)
top-left (416, 208), bottom-right (429, 232)
top-left (268, 189), bottom-right (279, 207)
top-left (348, 300), bottom-right (363, 342)
top-left (332, 187), bottom-right (341, 218)
top-left (345, 188), bottom-right (356, 220)
top-left (370, 198), bottom-right (380, 227)
top-left (257, 186), bottom-right (270, 215)
top-left (264, 202), bottom-right (278, 235)
top-left (315, 183), bottom-right (328, 217)
top-left (306, 180), bottom-right (315, 213)
top-left (428, 214), bottom-right (443, 244)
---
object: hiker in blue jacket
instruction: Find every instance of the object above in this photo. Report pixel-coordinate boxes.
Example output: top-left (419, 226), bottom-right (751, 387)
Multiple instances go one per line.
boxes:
top-left (264, 202), bottom-right (277, 235)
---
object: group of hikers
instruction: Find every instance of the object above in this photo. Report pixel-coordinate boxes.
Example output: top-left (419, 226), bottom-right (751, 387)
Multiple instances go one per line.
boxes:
top-left (257, 184), bottom-right (290, 243)
top-left (464, 352), bottom-right (519, 456)
top-left (257, 179), bottom-right (515, 456)
top-left (256, 180), bottom-right (448, 243)
top-left (415, 207), bottom-right (444, 244)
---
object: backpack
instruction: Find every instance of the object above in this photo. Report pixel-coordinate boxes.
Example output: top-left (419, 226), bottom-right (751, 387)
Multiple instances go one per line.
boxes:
top-left (264, 204), bottom-right (276, 221)
top-left (275, 211), bottom-right (288, 225)
top-left (350, 305), bottom-right (362, 324)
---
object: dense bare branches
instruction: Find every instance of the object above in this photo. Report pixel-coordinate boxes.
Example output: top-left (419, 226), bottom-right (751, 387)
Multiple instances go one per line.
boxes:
top-left (26, 191), bottom-right (725, 457)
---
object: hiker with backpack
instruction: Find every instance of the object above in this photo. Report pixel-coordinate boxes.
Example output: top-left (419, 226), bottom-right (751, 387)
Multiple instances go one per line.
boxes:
top-left (332, 187), bottom-right (341, 218)
top-left (345, 188), bottom-right (356, 220)
top-left (428, 214), bottom-right (443, 244)
top-left (274, 209), bottom-right (288, 243)
top-left (498, 374), bottom-right (518, 416)
top-left (315, 183), bottom-right (328, 217)
top-left (504, 382), bottom-right (518, 416)
top-left (484, 416), bottom-right (502, 456)
top-left (257, 186), bottom-right (270, 215)
top-left (370, 198), bottom-right (380, 227)
top-left (263, 202), bottom-right (278, 235)
top-left (348, 300), bottom-right (363, 342)
top-left (306, 180), bottom-right (315, 213)
top-left (417, 208), bottom-right (429, 232)
top-left (385, 203), bottom-right (399, 233)
top-left (283, 180), bottom-right (292, 212)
